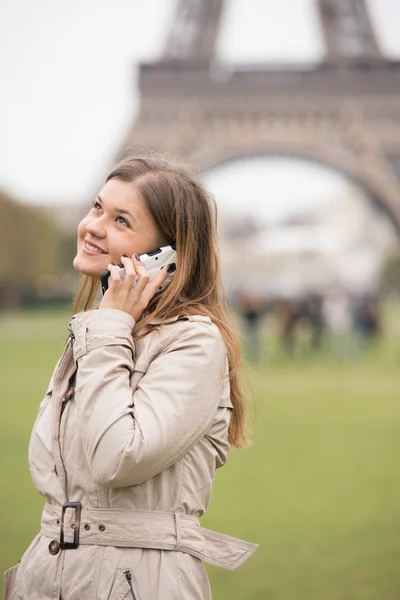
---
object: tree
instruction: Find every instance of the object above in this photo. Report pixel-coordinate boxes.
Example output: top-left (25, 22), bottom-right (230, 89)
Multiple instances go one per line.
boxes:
top-left (0, 190), bottom-right (65, 308)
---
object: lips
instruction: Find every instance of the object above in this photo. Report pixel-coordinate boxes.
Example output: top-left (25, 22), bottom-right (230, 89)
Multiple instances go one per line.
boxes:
top-left (84, 239), bottom-right (107, 254)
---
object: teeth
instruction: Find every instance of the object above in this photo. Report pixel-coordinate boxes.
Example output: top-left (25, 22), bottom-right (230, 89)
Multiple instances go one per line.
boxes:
top-left (85, 242), bottom-right (104, 253)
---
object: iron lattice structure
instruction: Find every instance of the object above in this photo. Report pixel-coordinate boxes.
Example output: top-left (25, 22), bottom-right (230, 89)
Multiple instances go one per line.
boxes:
top-left (119, 0), bottom-right (400, 230)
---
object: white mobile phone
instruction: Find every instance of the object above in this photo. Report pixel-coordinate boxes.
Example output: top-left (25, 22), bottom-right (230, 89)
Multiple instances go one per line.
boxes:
top-left (100, 245), bottom-right (177, 295)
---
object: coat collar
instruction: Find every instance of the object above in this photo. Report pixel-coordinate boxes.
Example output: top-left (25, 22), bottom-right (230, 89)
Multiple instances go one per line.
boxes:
top-left (148, 315), bottom-right (212, 325)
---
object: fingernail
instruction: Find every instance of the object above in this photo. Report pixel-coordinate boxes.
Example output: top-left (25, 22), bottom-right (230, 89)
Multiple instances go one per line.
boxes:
top-left (134, 253), bottom-right (140, 261)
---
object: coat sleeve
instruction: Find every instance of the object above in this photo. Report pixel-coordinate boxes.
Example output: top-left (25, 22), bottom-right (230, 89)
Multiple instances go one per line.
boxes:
top-left (70, 309), bottom-right (228, 487)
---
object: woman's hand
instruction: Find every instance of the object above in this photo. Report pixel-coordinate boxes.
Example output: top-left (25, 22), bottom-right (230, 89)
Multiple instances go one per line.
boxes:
top-left (99, 254), bottom-right (170, 321)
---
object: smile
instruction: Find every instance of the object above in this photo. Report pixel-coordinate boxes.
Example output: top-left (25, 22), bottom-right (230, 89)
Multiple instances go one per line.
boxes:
top-left (83, 241), bottom-right (107, 255)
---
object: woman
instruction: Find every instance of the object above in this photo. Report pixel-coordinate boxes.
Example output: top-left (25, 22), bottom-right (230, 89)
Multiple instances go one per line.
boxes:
top-left (4, 154), bottom-right (257, 600)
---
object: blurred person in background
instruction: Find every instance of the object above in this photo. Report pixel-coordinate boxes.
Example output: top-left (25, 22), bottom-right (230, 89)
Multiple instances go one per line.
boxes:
top-left (352, 293), bottom-right (382, 353)
top-left (277, 297), bottom-right (301, 357)
top-left (4, 154), bottom-right (257, 600)
top-left (301, 292), bottom-right (326, 353)
top-left (323, 288), bottom-right (353, 358)
top-left (236, 289), bottom-right (264, 363)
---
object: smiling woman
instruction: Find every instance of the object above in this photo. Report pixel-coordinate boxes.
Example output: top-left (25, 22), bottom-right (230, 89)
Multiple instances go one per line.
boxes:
top-left (73, 179), bottom-right (167, 279)
top-left (4, 153), bottom-right (258, 600)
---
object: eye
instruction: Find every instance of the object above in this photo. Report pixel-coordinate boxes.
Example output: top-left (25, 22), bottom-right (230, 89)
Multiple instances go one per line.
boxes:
top-left (116, 216), bottom-right (130, 227)
top-left (91, 200), bottom-right (102, 212)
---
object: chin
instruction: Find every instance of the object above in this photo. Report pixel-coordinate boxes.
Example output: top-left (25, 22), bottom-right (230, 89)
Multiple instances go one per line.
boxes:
top-left (73, 253), bottom-right (105, 280)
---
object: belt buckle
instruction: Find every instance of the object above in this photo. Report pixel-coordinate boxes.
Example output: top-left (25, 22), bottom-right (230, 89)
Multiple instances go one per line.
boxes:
top-left (60, 501), bottom-right (81, 549)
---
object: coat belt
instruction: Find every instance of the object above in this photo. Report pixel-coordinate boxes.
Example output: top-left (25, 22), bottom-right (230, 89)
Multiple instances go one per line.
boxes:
top-left (41, 503), bottom-right (258, 571)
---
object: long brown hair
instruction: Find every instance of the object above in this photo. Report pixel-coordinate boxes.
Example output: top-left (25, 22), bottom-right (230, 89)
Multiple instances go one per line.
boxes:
top-left (73, 153), bottom-right (249, 449)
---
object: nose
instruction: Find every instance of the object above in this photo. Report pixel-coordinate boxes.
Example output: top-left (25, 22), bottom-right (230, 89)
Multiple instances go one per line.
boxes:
top-left (86, 215), bottom-right (106, 238)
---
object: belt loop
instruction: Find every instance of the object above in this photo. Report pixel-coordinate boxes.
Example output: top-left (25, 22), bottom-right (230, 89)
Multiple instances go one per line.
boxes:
top-left (174, 513), bottom-right (181, 552)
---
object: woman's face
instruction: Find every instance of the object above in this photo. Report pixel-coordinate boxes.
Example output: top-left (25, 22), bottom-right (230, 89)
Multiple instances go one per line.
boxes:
top-left (73, 178), bottom-right (165, 279)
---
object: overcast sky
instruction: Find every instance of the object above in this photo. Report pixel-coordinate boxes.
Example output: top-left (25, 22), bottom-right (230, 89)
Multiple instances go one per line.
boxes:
top-left (1, 0), bottom-right (400, 222)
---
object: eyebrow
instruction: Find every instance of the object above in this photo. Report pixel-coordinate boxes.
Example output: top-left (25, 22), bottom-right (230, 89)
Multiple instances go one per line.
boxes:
top-left (97, 194), bottom-right (137, 224)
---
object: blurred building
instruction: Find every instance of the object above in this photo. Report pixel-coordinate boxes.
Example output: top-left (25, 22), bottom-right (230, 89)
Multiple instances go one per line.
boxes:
top-left (119, 0), bottom-right (400, 236)
top-left (49, 0), bottom-right (400, 302)
top-left (218, 188), bottom-right (398, 297)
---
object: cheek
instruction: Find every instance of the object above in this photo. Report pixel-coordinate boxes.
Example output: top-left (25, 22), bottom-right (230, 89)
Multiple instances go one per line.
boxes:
top-left (108, 235), bottom-right (130, 260)
top-left (77, 217), bottom-right (92, 240)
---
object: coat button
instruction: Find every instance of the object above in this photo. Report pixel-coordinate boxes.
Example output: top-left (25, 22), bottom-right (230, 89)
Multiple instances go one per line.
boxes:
top-left (99, 524), bottom-right (105, 532)
top-left (48, 540), bottom-right (60, 555)
top-left (84, 523), bottom-right (90, 531)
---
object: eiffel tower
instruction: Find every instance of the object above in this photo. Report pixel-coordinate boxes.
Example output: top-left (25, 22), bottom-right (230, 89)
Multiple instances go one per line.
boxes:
top-left (119, 0), bottom-right (400, 231)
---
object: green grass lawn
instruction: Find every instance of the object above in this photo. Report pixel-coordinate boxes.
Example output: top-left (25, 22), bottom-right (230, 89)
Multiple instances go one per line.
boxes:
top-left (1, 306), bottom-right (400, 599)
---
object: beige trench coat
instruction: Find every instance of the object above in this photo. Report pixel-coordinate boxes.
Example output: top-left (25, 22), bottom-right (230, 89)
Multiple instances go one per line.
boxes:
top-left (4, 309), bottom-right (257, 600)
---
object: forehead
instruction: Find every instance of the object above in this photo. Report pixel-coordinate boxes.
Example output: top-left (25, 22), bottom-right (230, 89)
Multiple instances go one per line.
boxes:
top-left (99, 178), bottom-right (145, 210)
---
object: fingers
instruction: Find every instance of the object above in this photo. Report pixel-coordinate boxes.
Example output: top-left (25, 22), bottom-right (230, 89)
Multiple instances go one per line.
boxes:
top-left (107, 263), bottom-right (122, 287)
top-left (111, 254), bottom-right (171, 299)
top-left (101, 254), bottom-right (174, 319)
top-left (120, 255), bottom-right (137, 289)
top-left (143, 264), bottom-right (171, 301)
top-left (132, 254), bottom-right (150, 293)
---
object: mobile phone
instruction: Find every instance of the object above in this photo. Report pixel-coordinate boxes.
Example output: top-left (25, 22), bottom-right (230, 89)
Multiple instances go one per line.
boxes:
top-left (100, 245), bottom-right (177, 295)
